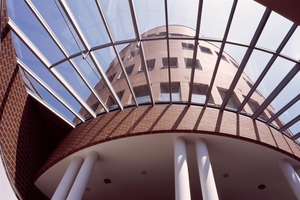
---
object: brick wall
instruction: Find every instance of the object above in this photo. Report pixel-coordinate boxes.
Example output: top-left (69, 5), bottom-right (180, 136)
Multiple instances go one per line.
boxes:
top-left (1, 1), bottom-right (68, 199)
top-left (40, 104), bottom-right (300, 177)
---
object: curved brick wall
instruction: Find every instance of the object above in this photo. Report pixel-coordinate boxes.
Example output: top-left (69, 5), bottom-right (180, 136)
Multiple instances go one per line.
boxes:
top-left (0, 1), bottom-right (69, 199)
top-left (40, 104), bottom-right (300, 178)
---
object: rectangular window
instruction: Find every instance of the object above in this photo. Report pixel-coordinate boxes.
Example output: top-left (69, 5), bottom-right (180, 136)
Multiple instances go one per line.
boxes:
top-left (133, 85), bottom-right (151, 103)
top-left (146, 59), bottom-right (155, 71)
top-left (215, 51), bottom-right (229, 62)
top-left (191, 84), bottom-right (208, 103)
top-left (182, 43), bottom-right (194, 50)
top-left (218, 87), bottom-right (242, 110)
top-left (184, 58), bottom-right (202, 70)
top-left (131, 49), bottom-right (139, 57)
top-left (199, 46), bottom-right (213, 54)
top-left (162, 57), bottom-right (178, 68)
top-left (107, 73), bottom-right (116, 82)
top-left (160, 82), bottom-right (181, 102)
top-left (120, 64), bottom-right (134, 78)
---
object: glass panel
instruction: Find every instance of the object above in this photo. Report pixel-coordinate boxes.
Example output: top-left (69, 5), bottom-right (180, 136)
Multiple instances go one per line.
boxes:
top-left (93, 46), bottom-right (130, 109)
top-left (286, 121), bottom-right (300, 137)
top-left (12, 34), bottom-right (82, 112)
top-left (281, 27), bottom-right (300, 60)
top-left (227, 0), bottom-right (265, 44)
top-left (167, 0), bottom-right (199, 30)
top-left (270, 72), bottom-right (300, 115)
top-left (31, 0), bottom-right (83, 55)
top-left (99, 0), bottom-right (135, 41)
top-left (26, 73), bottom-right (80, 123)
top-left (134, 85), bottom-right (151, 104)
top-left (7, 0), bottom-right (64, 63)
top-left (65, 0), bottom-right (110, 48)
top-left (280, 101), bottom-right (300, 129)
top-left (201, 0), bottom-right (233, 39)
top-left (257, 12), bottom-right (293, 51)
top-left (134, 0), bottom-right (166, 38)
top-left (142, 40), bottom-right (167, 102)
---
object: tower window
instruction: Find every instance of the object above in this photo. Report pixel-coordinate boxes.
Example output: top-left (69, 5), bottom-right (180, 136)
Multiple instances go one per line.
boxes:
top-left (218, 87), bottom-right (242, 110)
top-left (133, 85), bottom-right (151, 103)
top-left (184, 58), bottom-right (202, 70)
top-left (182, 43), bottom-right (194, 50)
top-left (120, 64), bottom-right (134, 78)
top-left (146, 59), bottom-right (155, 71)
top-left (191, 83), bottom-right (208, 103)
top-left (160, 82), bottom-right (181, 102)
top-left (130, 49), bottom-right (139, 58)
top-left (162, 57), bottom-right (178, 68)
top-left (199, 46), bottom-right (213, 54)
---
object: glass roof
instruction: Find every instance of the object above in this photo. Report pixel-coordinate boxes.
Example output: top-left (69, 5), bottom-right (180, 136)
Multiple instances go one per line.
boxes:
top-left (6, 0), bottom-right (300, 143)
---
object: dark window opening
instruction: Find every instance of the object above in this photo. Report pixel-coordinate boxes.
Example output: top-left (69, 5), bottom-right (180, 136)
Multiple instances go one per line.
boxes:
top-left (218, 87), bottom-right (243, 110)
top-left (199, 46), bottom-right (213, 54)
top-left (146, 59), bottom-right (155, 71)
top-left (107, 73), bottom-right (116, 82)
top-left (184, 58), bottom-right (202, 70)
top-left (131, 49), bottom-right (139, 57)
top-left (182, 43), bottom-right (194, 50)
top-left (106, 96), bottom-right (117, 109)
top-left (162, 57), bottom-right (178, 68)
top-left (133, 85), bottom-right (151, 103)
top-left (160, 82), bottom-right (181, 102)
top-left (117, 90), bottom-right (124, 101)
top-left (191, 84), bottom-right (208, 103)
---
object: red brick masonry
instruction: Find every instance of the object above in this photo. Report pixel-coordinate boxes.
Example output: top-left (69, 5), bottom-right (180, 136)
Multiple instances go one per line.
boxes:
top-left (40, 105), bottom-right (300, 177)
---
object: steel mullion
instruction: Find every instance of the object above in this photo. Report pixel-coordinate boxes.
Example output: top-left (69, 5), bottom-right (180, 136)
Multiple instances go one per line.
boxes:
top-left (279, 115), bottom-right (300, 132)
top-left (164, 0), bottom-right (172, 104)
top-left (291, 132), bottom-right (300, 141)
top-left (204, 0), bottom-right (237, 106)
top-left (267, 94), bottom-right (300, 125)
top-left (220, 8), bottom-right (271, 111)
top-left (252, 63), bottom-right (300, 119)
top-left (26, 89), bottom-right (76, 128)
top-left (9, 19), bottom-right (97, 118)
top-left (8, 20), bottom-right (51, 67)
top-left (95, 0), bottom-right (138, 106)
top-left (188, 0), bottom-right (203, 104)
top-left (128, 0), bottom-right (155, 105)
top-left (60, 0), bottom-right (123, 110)
top-left (18, 58), bottom-right (85, 122)
top-left (237, 23), bottom-right (298, 113)
top-left (26, 0), bottom-right (108, 113)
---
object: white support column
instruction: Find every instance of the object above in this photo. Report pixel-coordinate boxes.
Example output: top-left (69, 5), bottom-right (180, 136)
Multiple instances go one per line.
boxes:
top-left (195, 139), bottom-right (219, 200)
top-left (52, 157), bottom-right (83, 200)
top-left (279, 160), bottom-right (300, 199)
top-left (174, 137), bottom-right (191, 200)
top-left (67, 151), bottom-right (99, 200)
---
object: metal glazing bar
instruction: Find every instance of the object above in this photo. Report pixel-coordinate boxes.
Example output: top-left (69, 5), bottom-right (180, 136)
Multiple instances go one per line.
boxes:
top-left (59, 0), bottom-right (123, 110)
top-left (252, 63), bottom-right (300, 119)
top-left (128, 0), bottom-right (155, 105)
top-left (164, 0), bottom-right (172, 104)
top-left (18, 58), bottom-right (85, 122)
top-left (279, 115), bottom-right (300, 132)
top-left (220, 8), bottom-right (271, 111)
top-left (237, 23), bottom-right (298, 113)
top-left (26, 89), bottom-right (76, 128)
top-left (291, 132), bottom-right (300, 141)
top-left (188, 0), bottom-right (203, 104)
top-left (204, 0), bottom-right (237, 106)
top-left (267, 93), bottom-right (300, 124)
top-left (26, 0), bottom-right (108, 113)
top-left (8, 20), bottom-right (51, 67)
top-left (95, 0), bottom-right (138, 106)
top-left (9, 19), bottom-right (97, 118)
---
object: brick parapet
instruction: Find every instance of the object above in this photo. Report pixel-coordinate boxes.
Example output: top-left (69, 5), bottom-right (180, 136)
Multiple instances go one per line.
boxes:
top-left (39, 104), bottom-right (300, 178)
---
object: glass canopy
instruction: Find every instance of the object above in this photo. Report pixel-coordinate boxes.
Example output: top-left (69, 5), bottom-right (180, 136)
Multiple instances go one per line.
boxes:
top-left (6, 0), bottom-right (300, 143)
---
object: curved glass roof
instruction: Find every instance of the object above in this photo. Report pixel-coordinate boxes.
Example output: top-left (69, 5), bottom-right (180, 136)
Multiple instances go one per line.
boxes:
top-left (6, 0), bottom-right (300, 143)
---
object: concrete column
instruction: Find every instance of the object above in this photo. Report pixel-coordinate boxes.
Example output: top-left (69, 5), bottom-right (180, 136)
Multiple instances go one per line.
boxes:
top-left (67, 151), bottom-right (99, 200)
top-left (174, 137), bottom-right (191, 200)
top-left (195, 139), bottom-right (219, 200)
top-left (279, 160), bottom-right (300, 199)
top-left (52, 157), bottom-right (83, 200)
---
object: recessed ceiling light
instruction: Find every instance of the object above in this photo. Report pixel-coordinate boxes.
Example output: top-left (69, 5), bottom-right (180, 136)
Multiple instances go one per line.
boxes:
top-left (103, 178), bottom-right (112, 184)
top-left (222, 173), bottom-right (229, 178)
top-left (257, 184), bottom-right (266, 190)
